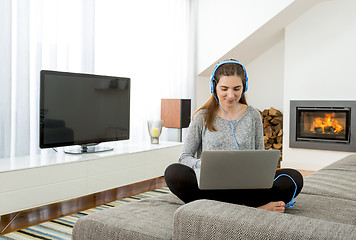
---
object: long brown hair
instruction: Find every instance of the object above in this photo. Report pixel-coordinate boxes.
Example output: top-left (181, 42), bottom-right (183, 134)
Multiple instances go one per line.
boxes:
top-left (194, 60), bottom-right (248, 132)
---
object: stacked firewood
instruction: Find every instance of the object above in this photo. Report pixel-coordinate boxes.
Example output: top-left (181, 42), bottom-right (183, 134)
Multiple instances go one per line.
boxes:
top-left (259, 107), bottom-right (283, 167)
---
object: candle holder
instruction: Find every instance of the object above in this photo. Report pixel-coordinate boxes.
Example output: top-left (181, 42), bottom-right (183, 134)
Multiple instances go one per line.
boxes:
top-left (147, 120), bottom-right (163, 144)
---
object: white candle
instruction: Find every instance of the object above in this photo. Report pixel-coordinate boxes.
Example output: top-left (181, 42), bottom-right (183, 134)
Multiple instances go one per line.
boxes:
top-left (152, 128), bottom-right (159, 137)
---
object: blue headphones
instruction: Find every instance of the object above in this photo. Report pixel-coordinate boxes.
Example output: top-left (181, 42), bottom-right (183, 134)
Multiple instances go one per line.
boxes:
top-left (210, 60), bottom-right (249, 94)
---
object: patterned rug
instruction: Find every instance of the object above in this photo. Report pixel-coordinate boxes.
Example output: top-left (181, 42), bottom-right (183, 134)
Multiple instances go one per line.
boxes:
top-left (1, 188), bottom-right (170, 240)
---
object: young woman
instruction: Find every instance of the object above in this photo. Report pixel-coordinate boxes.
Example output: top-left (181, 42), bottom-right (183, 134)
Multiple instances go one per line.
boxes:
top-left (164, 59), bottom-right (303, 213)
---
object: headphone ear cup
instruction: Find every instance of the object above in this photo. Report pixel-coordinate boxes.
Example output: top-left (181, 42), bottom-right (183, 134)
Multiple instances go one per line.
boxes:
top-left (244, 76), bottom-right (248, 93)
top-left (213, 79), bottom-right (216, 93)
top-left (210, 79), bottom-right (214, 93)
top-left (210, 77), bottom-right (216, 94)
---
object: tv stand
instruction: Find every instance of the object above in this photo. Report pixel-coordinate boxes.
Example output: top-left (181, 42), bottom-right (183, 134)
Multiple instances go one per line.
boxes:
top-left (64, 144), bottom-right (113, 154)
top-left (0, 141), bottom-right (183, 216)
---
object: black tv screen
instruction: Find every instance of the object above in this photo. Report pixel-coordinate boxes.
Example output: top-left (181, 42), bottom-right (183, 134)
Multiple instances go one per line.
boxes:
top-left (40, 70), bottom-right (130, 153)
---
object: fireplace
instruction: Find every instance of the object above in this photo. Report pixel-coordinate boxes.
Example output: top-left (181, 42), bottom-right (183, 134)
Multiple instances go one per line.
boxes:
top-left (290, 101), bottom-right (356, 152)
top-left (297, 108), bottom-right (350, 143)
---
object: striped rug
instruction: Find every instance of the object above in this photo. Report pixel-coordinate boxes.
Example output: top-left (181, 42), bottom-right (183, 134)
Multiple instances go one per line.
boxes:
top-left (1, 187), bottom-right (171, 240)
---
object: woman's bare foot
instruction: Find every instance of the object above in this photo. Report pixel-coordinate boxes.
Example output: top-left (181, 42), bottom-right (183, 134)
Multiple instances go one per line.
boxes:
top-left (257, 201), bottom-right (285, 213)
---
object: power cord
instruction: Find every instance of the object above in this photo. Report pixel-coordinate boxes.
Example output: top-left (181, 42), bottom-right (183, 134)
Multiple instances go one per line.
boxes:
top-left (273, 174), bottom-right (297, 208)
top-left (213, 94), bottom-right (240, 150)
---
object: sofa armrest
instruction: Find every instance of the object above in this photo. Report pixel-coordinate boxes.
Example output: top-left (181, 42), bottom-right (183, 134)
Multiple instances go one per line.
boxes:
top-left (173, 199), bottom-right (356, 240)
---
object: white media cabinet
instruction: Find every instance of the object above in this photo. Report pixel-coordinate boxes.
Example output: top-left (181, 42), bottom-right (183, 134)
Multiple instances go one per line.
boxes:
top-left (0, 141), bottom-right (183, 216)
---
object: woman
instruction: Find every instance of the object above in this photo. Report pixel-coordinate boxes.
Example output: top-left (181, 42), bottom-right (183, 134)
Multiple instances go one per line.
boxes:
top-left (164, 59), bottom-right (303, 213)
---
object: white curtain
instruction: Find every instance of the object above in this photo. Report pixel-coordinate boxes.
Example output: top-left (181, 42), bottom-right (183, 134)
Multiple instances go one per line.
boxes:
top-left (0, 0), bottom-right (195, 158)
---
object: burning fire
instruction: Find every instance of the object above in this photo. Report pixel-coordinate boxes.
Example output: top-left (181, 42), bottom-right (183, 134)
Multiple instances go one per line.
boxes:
top-left (310, 113), bottom-right (343, 133)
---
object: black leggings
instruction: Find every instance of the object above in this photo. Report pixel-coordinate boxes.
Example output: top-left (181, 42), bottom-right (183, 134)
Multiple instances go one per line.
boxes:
top-left (164, 163), bottom-right (303, 207)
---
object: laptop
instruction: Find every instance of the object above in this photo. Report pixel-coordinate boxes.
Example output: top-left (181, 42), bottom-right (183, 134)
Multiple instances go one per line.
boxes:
top-left (197, 150), bottom-right (280, 190)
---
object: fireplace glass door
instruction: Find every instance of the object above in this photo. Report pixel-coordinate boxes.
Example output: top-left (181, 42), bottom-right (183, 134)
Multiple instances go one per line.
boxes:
top-left (296, 107), bottom-right (351, 143)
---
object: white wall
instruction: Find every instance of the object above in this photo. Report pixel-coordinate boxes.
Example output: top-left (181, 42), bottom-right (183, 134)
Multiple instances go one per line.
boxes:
top-left (197, 0), bottom-right (293, 74)
top-left (196, 76), bottom-right (210, 110)
top-left (246, 39), bottom-right (285, 112)
top-left (282, 0), bottom-right (356, 171)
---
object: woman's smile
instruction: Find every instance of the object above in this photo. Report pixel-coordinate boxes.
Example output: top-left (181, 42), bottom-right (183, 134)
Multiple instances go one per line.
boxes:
top-left (226, 99), bottom-right (236, 104)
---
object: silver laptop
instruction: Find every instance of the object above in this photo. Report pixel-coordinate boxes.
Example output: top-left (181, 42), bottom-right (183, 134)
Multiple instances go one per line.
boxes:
top-left (197, 150), bottom-right (280, 190)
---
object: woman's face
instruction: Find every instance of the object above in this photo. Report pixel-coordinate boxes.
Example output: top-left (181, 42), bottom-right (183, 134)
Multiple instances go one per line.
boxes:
top-left (216, 75), bottom-right (243, 109)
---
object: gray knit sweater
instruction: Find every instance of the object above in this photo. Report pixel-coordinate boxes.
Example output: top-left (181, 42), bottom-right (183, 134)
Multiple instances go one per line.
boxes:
top-left (179, 106), bottom-right (264, 170)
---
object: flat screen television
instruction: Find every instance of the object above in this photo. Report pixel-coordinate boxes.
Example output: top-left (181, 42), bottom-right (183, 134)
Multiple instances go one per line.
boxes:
top-left (40, 70), bottom-right (130, 154)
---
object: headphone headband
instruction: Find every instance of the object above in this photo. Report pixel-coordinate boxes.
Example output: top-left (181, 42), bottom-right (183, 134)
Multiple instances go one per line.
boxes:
top-left (210, 60), bottom-right (248, 94)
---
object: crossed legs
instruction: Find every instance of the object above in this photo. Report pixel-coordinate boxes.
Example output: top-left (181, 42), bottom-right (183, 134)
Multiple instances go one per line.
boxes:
top-left (164, 163), bottom-right (303, 212)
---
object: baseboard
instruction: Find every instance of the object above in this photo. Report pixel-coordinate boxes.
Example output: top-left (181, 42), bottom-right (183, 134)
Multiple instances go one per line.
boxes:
top-left (0, 176), bottom-right (166, 235)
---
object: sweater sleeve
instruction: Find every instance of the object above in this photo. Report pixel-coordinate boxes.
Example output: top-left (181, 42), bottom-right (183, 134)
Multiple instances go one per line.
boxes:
top-left (253, 108), bottom-right (265, 150)
top-left (178, 110), bottom-right (205, 169)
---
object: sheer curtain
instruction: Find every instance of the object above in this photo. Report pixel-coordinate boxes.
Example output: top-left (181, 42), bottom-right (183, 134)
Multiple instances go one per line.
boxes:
top-left (0, 0), bottom-right (195, 158)
top-left (95, 0), bottom-right (196, 143)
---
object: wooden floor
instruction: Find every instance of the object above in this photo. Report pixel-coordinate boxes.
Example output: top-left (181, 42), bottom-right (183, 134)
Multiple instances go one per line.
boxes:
top-left (298, 169), bottom-right (315, 177)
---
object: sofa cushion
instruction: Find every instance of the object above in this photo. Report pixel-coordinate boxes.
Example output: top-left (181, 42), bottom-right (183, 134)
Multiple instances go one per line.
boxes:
top-left (72, 193), bottom-right (183, 240)
top-left (322, 154), bottom-right (356, 171)
top-left (173, 199), bottom-right (356, 240)
top-left (290, 193), bottom-right (356, 225)
top-left (302, 154), bottom-right (356, 201)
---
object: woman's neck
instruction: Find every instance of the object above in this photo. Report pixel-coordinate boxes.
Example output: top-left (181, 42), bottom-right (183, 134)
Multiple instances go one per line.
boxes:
top-left (216, 103), bottom-right (247, 120)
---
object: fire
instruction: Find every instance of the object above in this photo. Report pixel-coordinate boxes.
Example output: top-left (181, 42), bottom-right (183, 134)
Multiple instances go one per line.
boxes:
top-left (310, 113), bottom-right (343, 133)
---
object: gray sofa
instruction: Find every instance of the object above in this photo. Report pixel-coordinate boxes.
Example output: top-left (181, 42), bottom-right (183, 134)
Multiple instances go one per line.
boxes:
top-left (72, 154), bottom-right (356, 239)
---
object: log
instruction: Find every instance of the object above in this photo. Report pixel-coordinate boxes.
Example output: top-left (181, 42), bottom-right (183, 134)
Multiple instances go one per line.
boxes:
top-left (270, 131), bottom-right (277, 139)
top-left (265, 115), bottom-right (273, 122)
top-left (274, 124), bottom-right (282, 134)
top-left (265, 143), bottom-right (273, 149)
top-left (278, 129), bottom-right (283, 136)
top-left (262, 109), bottom-right (269, 117)
top-left (263, 120), bottom-right (272, 128)
top-left (264, 126), bottom-right (273, 138)
top-left (273, 142), bottom-right (283, 149)
top-left (269, 107), bottom-right (282, 117)
top-left (271, 116), bottom-right (283, 125)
